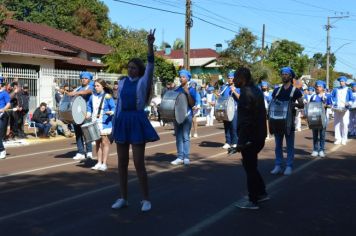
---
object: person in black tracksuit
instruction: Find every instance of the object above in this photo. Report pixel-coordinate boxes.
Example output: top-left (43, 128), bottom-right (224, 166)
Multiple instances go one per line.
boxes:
top-left (232, 67), bottom-right (268, 210)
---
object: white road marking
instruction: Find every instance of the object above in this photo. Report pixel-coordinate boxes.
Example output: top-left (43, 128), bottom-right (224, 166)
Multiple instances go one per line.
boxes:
top-left (0, 151), bottom-right (227, 222)
top-left (177, 143), bottom-right (345, 236)
top-left (0, 132), bottom-right (224, 178)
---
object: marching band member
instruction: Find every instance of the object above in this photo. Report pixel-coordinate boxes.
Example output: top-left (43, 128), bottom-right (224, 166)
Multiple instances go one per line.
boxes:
top-left (349, 82), bottom-right (356, 137)
top-left (349, 82), bottom-right (356, 136)
top-left (232, 67), bottom-right (268, 210)
top-left (170, 69), bottom-right (197, 165)
top-left (293, 79), bottom-right (304, 132)
top-left (67, 71), bottom-right (94, 160)
top-left (220, 72), bottom-right (239, 151)
top-left (331, 76), bottom-right (353, 145)
top-left (190, 80), bottom-right (201, 138)
top-left (87, 79), bottom-right (116, 171)
top-left (270, 67), bottom-right (304, 176)
top-left (205, 86), bottom-right (216, 126)
top-left (111, 29), bottom-right (159, 212)
top-left (0, 76), bottom-right (10, 159)
top-left (310, 81), bottom-right (332, 158)
top-left (261, 81), bottom-right (272, 139)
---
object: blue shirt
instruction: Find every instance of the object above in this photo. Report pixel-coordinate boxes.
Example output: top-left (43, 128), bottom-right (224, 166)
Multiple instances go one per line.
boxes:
top-left (310, 93), bottom-right (332, 105)
top-left (76, 83), bottom-right (94, 102)
top-left (0, 90), bottom-right (10, 109)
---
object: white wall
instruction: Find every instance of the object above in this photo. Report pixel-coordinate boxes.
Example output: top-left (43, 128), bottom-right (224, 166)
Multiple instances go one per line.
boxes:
top-left (0, 55), bottom-right (55, 69)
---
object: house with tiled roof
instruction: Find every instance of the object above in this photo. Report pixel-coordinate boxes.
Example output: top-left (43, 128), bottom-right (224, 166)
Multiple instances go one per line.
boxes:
top-left (156, 47), bottom-right (221, 77)
top-left (0, 19), bottom-right (112, 71)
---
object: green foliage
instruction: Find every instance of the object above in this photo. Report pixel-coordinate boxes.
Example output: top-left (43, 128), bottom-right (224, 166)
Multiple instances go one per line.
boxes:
top-left (265, 39), bottom-right (311, 78)
top-left (173, 38), bottom-right (184, 50)
top-left (217, 28), bottom-right (260, 70)
top-left (104, 24), bottom-right (148, 74)
top-left (1, 0), bottom-right (110, 42)
top-left (312, 52), bottom-right (336, 69)
top-left (0, 4), bottom-right (10, 41)
top-left (154, 56), bottom-right (176, 85)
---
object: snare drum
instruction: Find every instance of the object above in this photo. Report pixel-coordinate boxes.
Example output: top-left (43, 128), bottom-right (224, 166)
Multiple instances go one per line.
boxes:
top-left (332, 106), bottom-right (347, 112)
top-left (306, 102), bottom-right (326, 129)
top-left (159, 90), bottom-right (188, 124)
top-left (268, 99), bottom-right (293, 135)
top-left (81, 121), bottom-right (101, 142)
top-left (214, 96), bottom-right (235, 121)
top-left (59, 95), bottom-right (87, 124)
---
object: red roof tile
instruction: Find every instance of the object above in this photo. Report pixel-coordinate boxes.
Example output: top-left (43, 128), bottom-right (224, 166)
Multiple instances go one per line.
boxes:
top-left (4, 19), bottom-right (112, 55)
top-left (0, 29), bottom-right (70, 59)
top-left (156, 48), bottom-right (219, 59)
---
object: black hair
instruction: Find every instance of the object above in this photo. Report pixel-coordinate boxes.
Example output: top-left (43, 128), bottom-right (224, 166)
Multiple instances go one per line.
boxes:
top-left (128, 58), bottom-right (145, 78)
top-left (234, 67), bottom-right (253, 85)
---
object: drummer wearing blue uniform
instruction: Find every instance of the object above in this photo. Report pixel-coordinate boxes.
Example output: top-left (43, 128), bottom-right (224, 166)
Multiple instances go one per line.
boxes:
top-left (0, 76), bottom-right (10, 159)
top-left (111, 29), bottom-right (159, 212)
top-left (349, 82), bottom-right (356, 137)
top-left (171, 69), bottom-right (197, 165)
top-left (270, 67), bottom-right (304, 176)
top-left (219, 71), bottom-right (240, 152)
top-left (310, 80), bottom-right (332, 158)
top-left (261, 81), bottom-right (272, 139)
top-left (87, 79), bottom-right (116, 171)
top-left (331, 76), bottom-right (353, 145)
top-left (67, 71), bottom-right (94, 160)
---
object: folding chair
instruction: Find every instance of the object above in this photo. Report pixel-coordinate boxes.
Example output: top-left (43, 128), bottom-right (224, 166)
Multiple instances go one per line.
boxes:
top-left (26, 113), bottom-right (38, 138)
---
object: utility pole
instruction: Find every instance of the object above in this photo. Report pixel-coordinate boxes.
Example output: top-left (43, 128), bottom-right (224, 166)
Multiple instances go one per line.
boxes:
top-left (184, 0), bottom-right (192, 71)
top-left (261, 24), bottom-right (265, 62)
top-left (325, 15), bottom-right (349, 89)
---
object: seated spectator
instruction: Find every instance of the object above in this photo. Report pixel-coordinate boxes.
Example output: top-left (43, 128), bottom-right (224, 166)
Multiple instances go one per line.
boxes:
top-left (46, 106), bottom-right (74, 138)
top-left (32, 102), bottom-right (52, 138)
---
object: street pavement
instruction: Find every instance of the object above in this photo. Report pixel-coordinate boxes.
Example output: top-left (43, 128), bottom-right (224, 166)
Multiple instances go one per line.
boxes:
top-left (0, 121), bottom-right (355, 236)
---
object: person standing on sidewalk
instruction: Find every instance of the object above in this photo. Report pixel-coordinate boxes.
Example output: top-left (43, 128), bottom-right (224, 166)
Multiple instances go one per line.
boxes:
top-left (349, 82), bottom-right (356, 137)
top-left (270, 67), bottom-right (304, 176)
top-left (0, 76), bottom-right (10, 159)
top-left (67, 72), bottom-right (94, 160)
top-left (232, 67), bottom-right (268, 210)
top-left (111, 29), bottom-right (159, 212)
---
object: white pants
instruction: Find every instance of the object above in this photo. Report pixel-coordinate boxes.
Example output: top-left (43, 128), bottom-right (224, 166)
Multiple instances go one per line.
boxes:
top-left (349, 110), bottom-right (356, 135)
top-left (206, 108), bottom-right (214, 126)
top-left (334, 110), bottom-right (350, 141)
top-left (295, 110), bottom-right (302, 130)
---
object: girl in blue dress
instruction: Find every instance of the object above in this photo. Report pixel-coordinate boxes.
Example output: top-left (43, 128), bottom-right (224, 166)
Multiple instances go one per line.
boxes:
top-left (87, 79), bottom-right (116, 171)
top-left (111, 29), bottom-right (159, 212)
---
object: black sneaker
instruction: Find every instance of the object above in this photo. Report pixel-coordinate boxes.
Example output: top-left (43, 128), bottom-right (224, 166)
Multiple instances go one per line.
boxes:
top-left (235, 200), bottom-right (259, 210)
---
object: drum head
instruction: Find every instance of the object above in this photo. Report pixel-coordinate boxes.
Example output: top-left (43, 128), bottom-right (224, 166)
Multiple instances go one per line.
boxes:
top-left (72, 96), bottom-right (87, 124)
top-left (175, 93), bottom-right (188, 124)
top-left (226, 97), bottom-right (235, 121)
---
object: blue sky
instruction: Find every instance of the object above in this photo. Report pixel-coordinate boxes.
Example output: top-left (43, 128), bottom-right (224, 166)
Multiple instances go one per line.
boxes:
top-left (103, 0), bottom-right (356, 77)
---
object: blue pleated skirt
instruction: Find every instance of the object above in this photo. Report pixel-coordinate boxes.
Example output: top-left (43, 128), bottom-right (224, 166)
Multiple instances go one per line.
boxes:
top-left (112, 110), bottom-right (159, 144)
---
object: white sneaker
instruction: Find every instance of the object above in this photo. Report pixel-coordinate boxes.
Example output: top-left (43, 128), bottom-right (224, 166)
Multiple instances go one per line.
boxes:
top-left (91, 163), bottom-right (102, 170)
top-left (111, 198), bottom-right (128, 209)
top-left (0, 150), bottom-right (6, 159)
top-left (341, 140), bottom-right (347, 145)
top-left (73, 153), bottom-right (85, 160)
top-left (319, 151), bottom-right (326, 158)
top-left (183, 159), bottom-right (190, 165)
top-left (86, 152), bottom-right (93, 159)
top-left (334, 140), bottom-right (341, 145)
top-left (141, 200), bottom-right (151, 212)
top-left (193, 133), bottom-right (198, 138)
top-left (284, 166), bottom-right (293, 176)
top-left (171, 158), bottom-right (184, 165)
top-left (270, 166), bottom-right (282, 175)
top-left (98, 164), bottom-right (108, 171)
top-left (231, 144), bottom-right (237, 148)
top-left (311, 151), bottom-right (319, 157)
top-left (222, 143), bottom-right (231, 149)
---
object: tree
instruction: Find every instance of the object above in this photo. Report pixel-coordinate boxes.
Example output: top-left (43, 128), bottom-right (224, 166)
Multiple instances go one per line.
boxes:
top-left (312, 52), bottom-right (336, 69)
top-left (265, 39), bottom-right (310, 78)
top-left (173, 38), bottom-right (184, 50)
top-left (0, 4), bottom-right (12, 41)
top-left (217, 28), bottom-right (260, 71)
top-left (159, 41), bottom-right (170, 50)
top-left (104, 25), bottom-right (148, 74)
top-left (1, 0), bottom-right (110, 43)
top-left (154, 56), bottom-right (177, 85)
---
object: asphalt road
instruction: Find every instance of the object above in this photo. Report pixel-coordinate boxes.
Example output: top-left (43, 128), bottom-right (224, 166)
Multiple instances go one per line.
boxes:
top-left (0, 121), bottom-right (355, 236)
